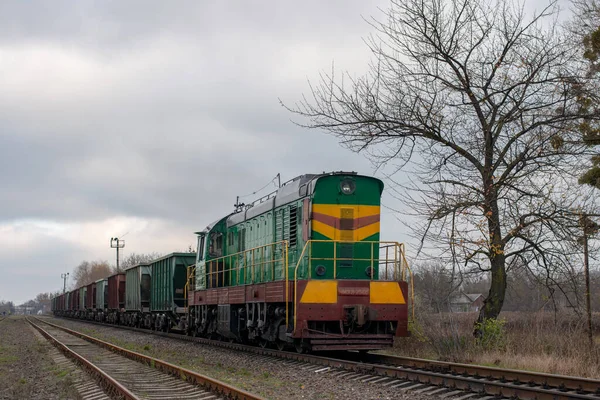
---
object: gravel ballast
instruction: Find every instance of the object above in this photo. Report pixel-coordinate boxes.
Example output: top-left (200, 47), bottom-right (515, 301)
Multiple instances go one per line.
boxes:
top-left (0, 317), bottom-right (80, 400)
top-left (47, 316), bottom-right (436, 400)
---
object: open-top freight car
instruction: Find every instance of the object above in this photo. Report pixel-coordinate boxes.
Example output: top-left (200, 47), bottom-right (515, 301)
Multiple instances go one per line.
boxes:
top-left (95, 278), bottom-right (108, 321)
top-left (70, 288), bottom-right (80, 317)
top-left (106, 273), bottom-right (125, 324)
top-left (51, 293), bottom-right (66, 315)
top-left (85, 281), bottom-right (95, 319)
top-left (150, 253), bottom-right (196, 332)
top-left (124, 263), bottom-right (151, 327)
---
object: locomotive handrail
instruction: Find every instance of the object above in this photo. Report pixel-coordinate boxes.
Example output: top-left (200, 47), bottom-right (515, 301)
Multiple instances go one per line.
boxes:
top-left (292, 240), bottom-right (414, 333)
top-left (400, 243), bottom-right (415, 320)
top-left (200, 240), bottom-right (289, 289)
top-left (184, 265), bottom-right (196, 308)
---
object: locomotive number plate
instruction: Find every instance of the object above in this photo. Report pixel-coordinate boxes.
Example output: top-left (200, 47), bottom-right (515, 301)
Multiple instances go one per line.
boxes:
top-left (337, 287), bottom-right (369, 296)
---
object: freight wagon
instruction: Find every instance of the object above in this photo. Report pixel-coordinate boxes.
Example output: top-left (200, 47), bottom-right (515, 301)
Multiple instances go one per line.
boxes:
top-left (95, 278), bottom-right (108, 322)
top-left (85, 281), bottom-right (95, 319)
top-left (150, 253), bottom-right (196, 331)
top-left (124, 263), bottom-right (151, 327)
top-left (106, 273), bottom-right (125, 324)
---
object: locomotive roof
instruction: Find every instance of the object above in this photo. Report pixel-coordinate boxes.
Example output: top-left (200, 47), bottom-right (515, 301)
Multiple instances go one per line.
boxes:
top-left (196, 171), bottom-right (362, 233)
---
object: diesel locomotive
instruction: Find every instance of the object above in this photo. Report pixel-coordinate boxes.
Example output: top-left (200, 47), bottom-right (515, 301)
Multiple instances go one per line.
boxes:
top-left (51, 171), bottom-right (413, 353)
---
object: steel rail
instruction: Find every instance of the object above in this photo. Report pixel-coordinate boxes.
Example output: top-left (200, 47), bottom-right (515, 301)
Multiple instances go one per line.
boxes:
top-left (48, 316), bottom-right (600, 400)
top-left (358, 353), bottom-right (600, 395)
top-left (34, 317), bottom-right (263, 400)
top-left (27, 317), bottom-right (139, 400)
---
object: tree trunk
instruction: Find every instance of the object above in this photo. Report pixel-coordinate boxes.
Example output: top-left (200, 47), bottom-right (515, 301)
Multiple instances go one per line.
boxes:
top-left (474, 181), bottom-right (507, 336)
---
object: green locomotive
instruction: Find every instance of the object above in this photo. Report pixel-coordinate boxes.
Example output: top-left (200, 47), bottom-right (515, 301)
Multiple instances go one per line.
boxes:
top-left (187, 171), bottom-right (411, 352)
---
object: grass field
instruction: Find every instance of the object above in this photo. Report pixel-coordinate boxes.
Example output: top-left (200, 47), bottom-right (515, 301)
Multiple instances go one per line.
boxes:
top-left (389, 311), bottom-right (600, 378)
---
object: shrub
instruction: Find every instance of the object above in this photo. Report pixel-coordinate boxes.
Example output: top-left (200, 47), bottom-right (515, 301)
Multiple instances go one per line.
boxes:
top-left (474, 318), bottom-right (507, 351)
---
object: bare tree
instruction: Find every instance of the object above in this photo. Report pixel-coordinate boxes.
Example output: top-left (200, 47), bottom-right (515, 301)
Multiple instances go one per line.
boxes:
top-left (119, 252), bottom-right (163, 270)
top-left (72, 260), bottom-right (113, 288)
top-left (569, 0), bottom-right (600, 188)
top-left (413, 262), bottom-right (461, 312)
top-left (284, 0), bottom-right (600, 331)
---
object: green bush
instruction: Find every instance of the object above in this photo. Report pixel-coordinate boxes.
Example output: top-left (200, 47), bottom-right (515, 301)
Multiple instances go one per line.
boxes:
top-left (475, 318), bottom-right (507, 351)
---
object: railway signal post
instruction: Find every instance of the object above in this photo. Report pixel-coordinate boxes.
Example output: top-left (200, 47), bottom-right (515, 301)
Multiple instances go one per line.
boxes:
top-left (110, 237), bottom-right (125, 271)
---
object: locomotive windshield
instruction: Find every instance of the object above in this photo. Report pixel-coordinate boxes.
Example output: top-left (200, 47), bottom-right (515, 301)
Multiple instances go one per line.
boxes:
top-left (197, 234), bottom-right (205, 262)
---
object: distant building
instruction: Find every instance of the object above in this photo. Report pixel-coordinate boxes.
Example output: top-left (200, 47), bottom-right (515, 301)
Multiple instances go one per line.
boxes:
top-left (449, 293), bottom-right (485, 312)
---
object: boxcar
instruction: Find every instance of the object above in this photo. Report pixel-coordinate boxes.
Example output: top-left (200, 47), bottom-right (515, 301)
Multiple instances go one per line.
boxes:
top-left (124, 263), bottom-right (151, 327)
top-left (150, 253), bottom-right (195, 331)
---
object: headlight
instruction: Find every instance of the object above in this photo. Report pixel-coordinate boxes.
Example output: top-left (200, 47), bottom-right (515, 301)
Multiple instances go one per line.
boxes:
top-left (340, 179), bottom-right (356, 195)
top-left (315, 265), bottom-right (326, 276)
top-left (365, 267), bottom-right (374, 277)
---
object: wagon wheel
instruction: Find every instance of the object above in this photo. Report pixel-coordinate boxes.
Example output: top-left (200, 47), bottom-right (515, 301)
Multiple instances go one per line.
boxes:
top-left (259, 338), bottom-right (269, 348)
top-left (276, 340), bottom-right (286, 351)
top-left (294, 339), bottom-right (308, 354)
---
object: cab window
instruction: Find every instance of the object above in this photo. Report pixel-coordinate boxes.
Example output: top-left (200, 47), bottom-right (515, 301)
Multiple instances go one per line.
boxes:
top-left (197, 235), bottom-right (206, 261)
top-left (209, 232), bottom-right (223, 257)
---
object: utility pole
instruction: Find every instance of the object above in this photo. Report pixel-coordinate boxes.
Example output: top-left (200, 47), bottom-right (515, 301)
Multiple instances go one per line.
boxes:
top-left (61, 273), bottom-right (69, 294)
top-left (581, 214), bottom-right (594, 347)
top-left (110, 237), bottom-right (125, 271)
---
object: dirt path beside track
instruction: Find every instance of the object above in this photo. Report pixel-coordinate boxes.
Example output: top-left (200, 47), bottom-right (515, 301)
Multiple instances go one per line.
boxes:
top-left (0, 317), bottom-right (80, 400)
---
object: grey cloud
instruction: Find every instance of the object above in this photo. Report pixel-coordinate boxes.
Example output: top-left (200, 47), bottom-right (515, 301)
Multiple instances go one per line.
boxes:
top-left (0, 235), bottom-right (89, 303)
top-left (0, 0), bottom-right (393, 303)
top-left (0, 1), bottom-right (381, 48)
top-left (0, 0), bottom-right (380, 224)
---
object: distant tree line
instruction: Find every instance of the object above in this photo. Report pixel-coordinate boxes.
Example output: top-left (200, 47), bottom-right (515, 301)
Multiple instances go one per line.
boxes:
top-left (413, 261), bottom-right (597, 315)
top-left (11, 252), bottom-right (167, 313)
top-left (69, 252), bottom-right (164, 289)
top-left (0, 300), bottom-right (15, 315)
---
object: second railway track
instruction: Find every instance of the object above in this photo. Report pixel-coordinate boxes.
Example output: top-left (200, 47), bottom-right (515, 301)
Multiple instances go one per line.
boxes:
top-left (48, 316), bottom-right (600, 400)
top-left (28, 317), bottom-right (263, 400)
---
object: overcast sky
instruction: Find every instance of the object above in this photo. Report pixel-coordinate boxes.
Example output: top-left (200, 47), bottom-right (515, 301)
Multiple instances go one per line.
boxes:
top-left (0, 0), bottom-right (572, 304)
top-left (0, 0), bottom-right (410, 304)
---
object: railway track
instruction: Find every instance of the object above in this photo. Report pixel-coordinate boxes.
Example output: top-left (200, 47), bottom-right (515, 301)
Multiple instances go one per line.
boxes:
top-left (29, 317), bottom-right (263, 400)
top-left (49, 316), bottom-right (600, 400)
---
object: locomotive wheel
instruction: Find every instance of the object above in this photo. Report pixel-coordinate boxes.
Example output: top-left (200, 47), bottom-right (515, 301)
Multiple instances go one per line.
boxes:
top-left (294, 339), bottom-right (307, 354)
top-left (276, 340), bottom-right (286, 351)
top-left (259, 339), bottom-right (269, 348)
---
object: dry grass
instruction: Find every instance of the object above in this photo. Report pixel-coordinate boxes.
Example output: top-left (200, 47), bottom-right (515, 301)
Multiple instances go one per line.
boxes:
top-left (390, 311), bottom-right (600, 378)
